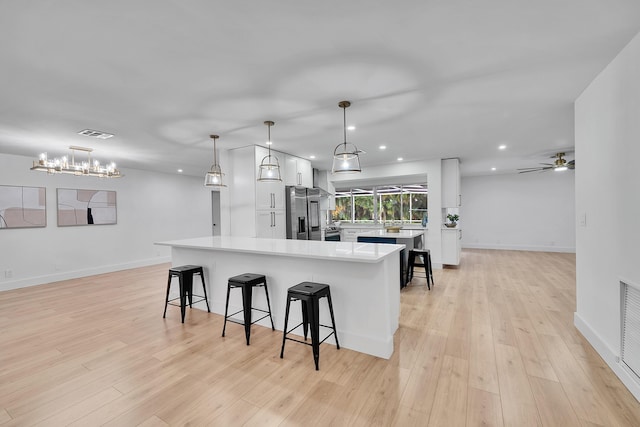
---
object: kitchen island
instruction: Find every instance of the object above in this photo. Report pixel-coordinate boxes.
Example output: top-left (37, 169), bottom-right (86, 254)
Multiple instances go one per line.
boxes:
top-left (156, 236), bottom-right (404, 359)
top-left (356, 229), bottom-right (425, 286)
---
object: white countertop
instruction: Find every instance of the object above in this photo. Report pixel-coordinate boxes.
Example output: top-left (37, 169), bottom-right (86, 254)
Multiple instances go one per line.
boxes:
top-left (356, 229), bottom-right (425, 239)
top-left (156, 236), bottom-right (404, 263)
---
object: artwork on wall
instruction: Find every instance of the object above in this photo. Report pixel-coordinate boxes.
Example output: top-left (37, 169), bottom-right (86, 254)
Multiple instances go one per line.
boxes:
top-left (0, 185), bottom-right (47, 229)
top-left (57, 188), bottom-right (117, 226)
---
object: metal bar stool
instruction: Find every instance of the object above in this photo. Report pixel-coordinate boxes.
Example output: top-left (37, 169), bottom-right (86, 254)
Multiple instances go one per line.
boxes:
top-left (280, 281), bottom-right (339, 370)
top-left (222, 273), bottom-right (275, 345)
top-left (407, 249), bottom-right (434, 289)
top-left (163, 265), bottom-right (210, 323)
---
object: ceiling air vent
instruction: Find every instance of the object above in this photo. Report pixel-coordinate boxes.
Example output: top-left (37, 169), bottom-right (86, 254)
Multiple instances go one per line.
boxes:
top-left (78, 129), bottom-right (114, 139)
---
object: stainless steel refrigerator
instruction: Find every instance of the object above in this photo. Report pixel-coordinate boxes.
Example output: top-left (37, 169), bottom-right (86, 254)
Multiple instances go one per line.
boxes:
top-left (285, 186), bottom-right (321, 240)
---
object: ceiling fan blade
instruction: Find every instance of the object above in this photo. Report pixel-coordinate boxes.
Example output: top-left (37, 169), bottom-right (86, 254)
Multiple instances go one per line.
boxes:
top-left (567, 160), bottom-right (575, 169)
top-left (518, 169), bottom-right (543, 174)
top-left (539, 163), bottom-right (554, 166)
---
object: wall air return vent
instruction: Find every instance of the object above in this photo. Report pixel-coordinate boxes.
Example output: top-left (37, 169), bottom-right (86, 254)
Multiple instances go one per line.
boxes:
top-left (621, 279), bottom-right (640, 384)
top-left (78, 129), bottom-right (114, 139)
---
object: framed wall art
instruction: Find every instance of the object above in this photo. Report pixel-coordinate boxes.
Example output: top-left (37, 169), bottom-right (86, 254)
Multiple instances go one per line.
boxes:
top-left (0, 185), bottom-right (47, 229)
top-left (57, 188), bottom-right (117, 226)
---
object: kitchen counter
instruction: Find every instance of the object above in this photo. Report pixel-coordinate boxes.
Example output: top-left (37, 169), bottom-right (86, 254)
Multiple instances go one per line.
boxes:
top-left (355, 230), bottom-right (425, 287)
top-left (356, 229), bottom-right (425, 239)
top-left (156, 236), bottom-right (403, 359)
top-left (157, 235), bottom-right (402, 263)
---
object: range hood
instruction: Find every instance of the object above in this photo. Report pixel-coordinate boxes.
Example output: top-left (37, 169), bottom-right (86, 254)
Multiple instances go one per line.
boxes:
top-left (313, 168), bottom-right (335, 195)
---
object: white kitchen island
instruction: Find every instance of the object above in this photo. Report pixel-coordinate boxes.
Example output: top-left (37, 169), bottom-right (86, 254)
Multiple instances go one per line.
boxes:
top-left (155, 236), bottom-right (404, 359)
top-left (356, 229), bottom-right (425, 287)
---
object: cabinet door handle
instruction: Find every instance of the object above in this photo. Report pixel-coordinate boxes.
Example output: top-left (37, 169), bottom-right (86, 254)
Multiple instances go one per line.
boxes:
top-left (458, 194), bottom-right (462, 206)
top-left (271, 193), bottom-right (274, 208)
top-left (459, 230), bottom-right (462, 240)
top-left (272, 212), bottom-right (276, 227)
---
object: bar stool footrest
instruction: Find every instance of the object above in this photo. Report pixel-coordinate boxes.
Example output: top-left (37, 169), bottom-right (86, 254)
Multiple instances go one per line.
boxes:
top-left (225, 308), bottom-right (273, 326)
top-left (166, 296), bottom-right (207, 307)
top-left (283, 322), bottom-right (338, 346)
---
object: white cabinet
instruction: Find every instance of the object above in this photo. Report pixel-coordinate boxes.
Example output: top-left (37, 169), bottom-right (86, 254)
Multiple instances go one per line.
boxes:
top-left (442, 228), bottom-right (461, 265)
top-left (284, 154), bottom-right (313, 188)
top-left (256, 180), bottom-right (285, 210)
top-left (340, 227), bottom-right (375, 242)
top-left (229, 145), bottom-right (285, 239)
top-left (442, 158), bottom-right (461, 208)
top-left (256, 210), bottom-right (286, 239)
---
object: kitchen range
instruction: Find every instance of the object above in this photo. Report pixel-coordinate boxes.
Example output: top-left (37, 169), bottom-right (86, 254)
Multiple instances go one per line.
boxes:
top-left (324, 224), bottom-right (340, 241)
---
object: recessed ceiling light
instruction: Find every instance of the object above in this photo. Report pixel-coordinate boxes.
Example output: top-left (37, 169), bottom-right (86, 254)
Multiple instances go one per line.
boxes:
top-left (491, 167), bottom-right (496, 171)
top-left (309, 155), bottom-right (316, 159)
top-left (347, 125), bottom-right (356, 131)
top-left (177, 169), bottom-right (183, 173)
top-left (379, 145), bottom-right (386, 150)
top-left (397, 157), bottom-right (403, 161)
top-left (498, 144), bottom-right (507, 150)
top-left (78, 129), bottom-right (114, 139)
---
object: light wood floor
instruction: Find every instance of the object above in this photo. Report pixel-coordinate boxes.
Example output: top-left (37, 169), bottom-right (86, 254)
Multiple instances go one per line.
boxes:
top-left (1, 249), bottom-right (640, 426)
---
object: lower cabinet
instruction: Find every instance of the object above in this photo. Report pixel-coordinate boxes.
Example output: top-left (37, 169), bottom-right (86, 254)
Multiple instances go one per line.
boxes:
top-left (340, 228), bottom-right (376, 242)
top-left (441, 228), bottom-right (461, 265)
top-left (256, 210), bottom-right (286, 239)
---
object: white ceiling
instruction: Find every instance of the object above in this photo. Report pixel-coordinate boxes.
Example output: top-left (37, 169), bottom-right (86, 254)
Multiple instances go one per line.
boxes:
top-left (2, 1), bottom-right (640, 178)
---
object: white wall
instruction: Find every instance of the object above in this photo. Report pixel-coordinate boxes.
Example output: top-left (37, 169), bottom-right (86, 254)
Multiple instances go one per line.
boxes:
top-left (574, 32), bottom-right (640, 400)
top-left (0, 152), bottom-right (213, 291)
top-left (461, 172), bottom-right (575, 252)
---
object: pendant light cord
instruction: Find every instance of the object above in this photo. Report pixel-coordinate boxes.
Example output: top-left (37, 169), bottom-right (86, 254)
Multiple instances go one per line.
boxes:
top-left (343, 105), bottom-right (347, 148)
top-left (210, 135), bottom-right (219, 166)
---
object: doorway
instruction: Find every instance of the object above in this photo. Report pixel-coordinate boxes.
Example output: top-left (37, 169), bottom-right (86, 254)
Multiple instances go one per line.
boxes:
top-left (211, 191), bottom-right (221, 236)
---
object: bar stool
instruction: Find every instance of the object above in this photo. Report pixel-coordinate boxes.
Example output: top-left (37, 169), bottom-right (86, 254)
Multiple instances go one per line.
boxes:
top-left (222, 273), bottom-right (275, 345)
top-left (280, 281), bottom-right (339, 370)
top-left (407, 249), bottom-right (434, 289)
top-left (163, 265), bottom-right (210, 323)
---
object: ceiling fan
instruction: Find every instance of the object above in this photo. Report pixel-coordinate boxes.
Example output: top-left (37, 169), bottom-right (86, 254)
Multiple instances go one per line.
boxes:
top-left (517, 152), bottom-right (575, 174)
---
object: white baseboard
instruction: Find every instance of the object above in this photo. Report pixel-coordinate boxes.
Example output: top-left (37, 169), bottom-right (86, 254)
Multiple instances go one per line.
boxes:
top-left (574, 312), bottom-right (640, 402)
top-left (0, 256), bottom-right (171, 292)
top-left (462, 243), bottom-right (575, 253)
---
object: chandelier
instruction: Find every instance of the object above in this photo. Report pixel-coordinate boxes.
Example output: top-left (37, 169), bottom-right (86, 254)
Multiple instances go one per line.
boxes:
top-left (257, 120), bottom-right (282, 182)
top-left (332, 100), bottom-right (362, 173)
top-left (204, 134), bottom-right (226, 187)
top-left (30, 146), bottom-right (122, 178)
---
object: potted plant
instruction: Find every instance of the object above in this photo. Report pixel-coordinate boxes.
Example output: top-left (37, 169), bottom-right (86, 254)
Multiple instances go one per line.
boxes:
top-left (445, 213), bottom-right (459, 228)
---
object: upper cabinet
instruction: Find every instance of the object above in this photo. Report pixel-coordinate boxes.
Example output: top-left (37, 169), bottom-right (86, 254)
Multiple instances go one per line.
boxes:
top-left (284, 154), bottom-right (313, 188)
top-left (442, 158), bottom-right (461, 208)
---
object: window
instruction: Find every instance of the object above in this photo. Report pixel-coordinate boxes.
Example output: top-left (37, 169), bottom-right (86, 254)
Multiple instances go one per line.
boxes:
top-left (352, 189), bottom-right (375, 223)
top-left (332, 184), bottom-right (427, 224)
top-left (333, 194), bottom-right (351, 222)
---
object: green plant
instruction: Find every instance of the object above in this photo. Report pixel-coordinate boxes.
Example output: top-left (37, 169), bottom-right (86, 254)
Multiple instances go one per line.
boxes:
top-left (446, 213), bottom-right (459, 223)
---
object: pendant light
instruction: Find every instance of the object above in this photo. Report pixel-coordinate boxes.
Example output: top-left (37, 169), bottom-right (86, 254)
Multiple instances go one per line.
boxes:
top-left (204, 134), bottom-right (226, 187)
top-left (257, 120), bottom-right (282, 182)
top-left (332, 100), bottom-right (362, 173)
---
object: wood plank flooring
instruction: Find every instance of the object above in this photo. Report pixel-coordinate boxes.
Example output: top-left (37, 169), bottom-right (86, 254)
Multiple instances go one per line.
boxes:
top-left (1, 249), bottom-right (640, 426)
